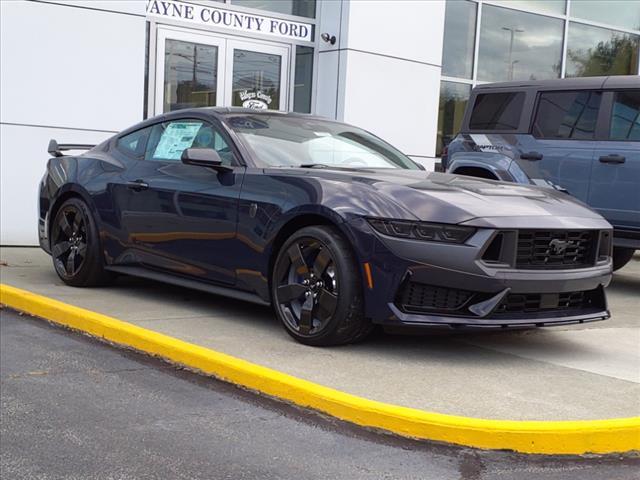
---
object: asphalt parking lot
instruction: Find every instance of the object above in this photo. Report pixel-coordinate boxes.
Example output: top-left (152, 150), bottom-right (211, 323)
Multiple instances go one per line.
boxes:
top-left (1, 247), bottom-right (638, 423)
top-left (2, 309), bottom-right (638, 480)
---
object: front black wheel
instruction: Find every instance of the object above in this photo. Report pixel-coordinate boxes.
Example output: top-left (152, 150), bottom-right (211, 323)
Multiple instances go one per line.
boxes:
top-left (50, 198), bottom-right (112, 287)
top-left (272, 225), bottom-right (371, 346)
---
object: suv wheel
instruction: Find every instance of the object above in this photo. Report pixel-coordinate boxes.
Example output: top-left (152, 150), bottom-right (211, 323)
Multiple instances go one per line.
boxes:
top-left (612, 247), bottom-right (635, 272)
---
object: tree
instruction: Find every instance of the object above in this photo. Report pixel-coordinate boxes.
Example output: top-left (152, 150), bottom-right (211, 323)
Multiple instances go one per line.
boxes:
top-left (567, 34), bottom-right (639, 77)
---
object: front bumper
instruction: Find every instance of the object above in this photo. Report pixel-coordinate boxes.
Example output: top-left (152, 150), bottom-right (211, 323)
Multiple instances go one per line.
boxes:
top-left (345, 217), bottom-right (612, 329)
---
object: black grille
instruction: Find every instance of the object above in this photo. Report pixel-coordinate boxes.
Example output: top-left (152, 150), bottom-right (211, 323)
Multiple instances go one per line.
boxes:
top-left (398, 282), bottom-right (473, 313)
top-left (516, 230), bottom-right (596, 269)
top-left (496, 291), bottom-right (587, 314)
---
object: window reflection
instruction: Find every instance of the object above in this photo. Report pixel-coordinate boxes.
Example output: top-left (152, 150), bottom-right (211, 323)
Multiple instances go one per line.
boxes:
top-left (533, 91), bottom-right (602, 139)
top-left (164, 39), bottom-right (218, 112)
top-left (231, 0), bottom-right (316, 19)
top-left (566, 22), bottom-right (640, 77)
top-left (610, 90), bottom-right (640, 141)
top-left (442, 0), bottom-right (476, 79)
top-left (489, 0), bottom-right (566, 16)
top-left (294, 46), bottom-right (313, 113)
top-left (437, 81), bottom-right (471, 155)
top-left (571, 0), bottom-right (640, 32)
top-left (232, 50), bottom-right (281, 110)
top-left (478, 5), bottom-right (563, 82)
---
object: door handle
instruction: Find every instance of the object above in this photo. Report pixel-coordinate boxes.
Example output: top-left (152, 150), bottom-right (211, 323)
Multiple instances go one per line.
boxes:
top-left (126, 179), bottom-right (149, 191)
top-left (520, 151), bottom-right (544, 161)
top-left (599, 154), bottom-right (626, 164)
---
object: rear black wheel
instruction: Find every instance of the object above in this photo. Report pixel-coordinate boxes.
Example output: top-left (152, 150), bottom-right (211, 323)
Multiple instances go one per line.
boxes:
top-left (272, 225), bottom-right (371, 346)
top-left (50, 198), bottom-right (112, 287)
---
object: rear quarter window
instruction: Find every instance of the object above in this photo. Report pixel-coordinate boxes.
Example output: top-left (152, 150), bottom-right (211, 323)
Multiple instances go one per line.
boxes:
top-left (468, 92), bottom-right (525, 131)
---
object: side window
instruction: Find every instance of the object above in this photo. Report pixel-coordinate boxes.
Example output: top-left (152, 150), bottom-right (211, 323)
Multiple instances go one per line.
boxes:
top-left (468, 92), bottom-right (525, 131)
top-left (532, 91), bottom-right (602, 140)
top-left (609, 90), bottom-right (640, 141)
top-left (145, 119), bottom-right (235, 165)
top-left (116, 127), bottom-right (152, 158)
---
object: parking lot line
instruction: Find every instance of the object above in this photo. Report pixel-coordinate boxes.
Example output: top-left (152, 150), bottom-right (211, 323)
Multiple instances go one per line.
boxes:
top-left (1, 282), bottom-right (639, 455)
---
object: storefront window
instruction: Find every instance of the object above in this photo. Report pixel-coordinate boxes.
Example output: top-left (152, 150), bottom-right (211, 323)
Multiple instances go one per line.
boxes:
top-left (477, 5), bottom-right (563, 82)
top-left (488, 1), bottom-right (566, 16)
top-left (164, 39), bottom-right (218, 112)
top-left (294, 46), bottom-right (313, 113)
top-left (232, 49), bottom-right (281, 110)
top-left (231, 0), bottom-right (316, 19)
top-left (437, 81), bottom-right (471, 156)
top-left (442, 0), bottom-right (476, 79)
top-left (566, 23), bottom-right (640, 77)
top-left (570, 1), bottom-right (640, 32)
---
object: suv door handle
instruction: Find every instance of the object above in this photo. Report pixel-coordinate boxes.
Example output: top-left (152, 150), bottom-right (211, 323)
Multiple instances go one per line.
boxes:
top-left (520, 151), bottom-right (543, 161)
top-left (126, 179), bottom-right (149, 191)
top-left (599, 154), bottom-right (626, 164)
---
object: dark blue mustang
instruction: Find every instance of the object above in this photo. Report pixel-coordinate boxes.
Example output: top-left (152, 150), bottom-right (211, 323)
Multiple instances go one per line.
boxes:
top-left (39, 108), bottom-right (613, 345)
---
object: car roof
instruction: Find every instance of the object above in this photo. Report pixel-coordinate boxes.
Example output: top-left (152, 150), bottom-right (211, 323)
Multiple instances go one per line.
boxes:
top-left (474, 75), bottom-right (639, 91)
top-left (116, 107), bottom-right (345, 138)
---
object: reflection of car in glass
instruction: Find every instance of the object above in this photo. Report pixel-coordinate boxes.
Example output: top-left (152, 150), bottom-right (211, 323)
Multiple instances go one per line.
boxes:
top-left (443, 76), bottom-right (639, 270)
top-left (40, 108), bottom-right (613, 346)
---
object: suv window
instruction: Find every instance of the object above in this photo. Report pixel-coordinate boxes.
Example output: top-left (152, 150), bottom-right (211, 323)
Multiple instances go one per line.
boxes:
top-left (532, 91), bottom-right (602, 140)
top-left (610, 90), bottom-right (640, 141)
top-left (145, 119), bottom-right (235, 164)
top-left (116, 127), bottom-right (152, 158)
top-left (468, 92), bottom-right (524, 130)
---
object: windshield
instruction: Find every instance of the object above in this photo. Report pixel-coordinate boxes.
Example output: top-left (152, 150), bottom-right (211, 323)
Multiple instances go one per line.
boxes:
top-left (225, 115), bottom-right (419, 170)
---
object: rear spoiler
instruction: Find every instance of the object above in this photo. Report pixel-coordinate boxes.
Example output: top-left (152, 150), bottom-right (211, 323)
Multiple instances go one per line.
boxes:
top-left (47, 139), bottom-right (96, 157)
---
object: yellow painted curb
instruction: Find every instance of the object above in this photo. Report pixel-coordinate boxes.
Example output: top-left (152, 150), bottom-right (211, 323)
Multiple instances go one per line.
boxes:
top-left (1, 283), bottom-right (638, 455)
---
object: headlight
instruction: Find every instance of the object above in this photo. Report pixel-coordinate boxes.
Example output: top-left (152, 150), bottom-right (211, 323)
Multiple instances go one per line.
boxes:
top-left (367, 218), bottom-right (476, 244)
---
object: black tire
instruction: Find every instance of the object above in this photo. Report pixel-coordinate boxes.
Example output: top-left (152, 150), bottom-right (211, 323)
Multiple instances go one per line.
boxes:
top-left (50, 197), bottom-right (113, 287)
top-left (271, 225), bottom-right (372, 346)
top-left (613, 247), bottom-right (635, 272)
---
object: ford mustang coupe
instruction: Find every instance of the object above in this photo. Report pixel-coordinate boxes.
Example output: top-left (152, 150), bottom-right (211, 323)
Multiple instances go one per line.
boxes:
top-left (39, 108), bottom-right (613, 345)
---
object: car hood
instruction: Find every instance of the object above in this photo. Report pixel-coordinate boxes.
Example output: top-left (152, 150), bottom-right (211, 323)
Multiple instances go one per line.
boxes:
top-left (277, 168), bottom-right (608, 226)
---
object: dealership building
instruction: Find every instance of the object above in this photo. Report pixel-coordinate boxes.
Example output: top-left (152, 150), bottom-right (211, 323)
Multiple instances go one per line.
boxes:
top-left (1, 0), bottom-right (639, 245)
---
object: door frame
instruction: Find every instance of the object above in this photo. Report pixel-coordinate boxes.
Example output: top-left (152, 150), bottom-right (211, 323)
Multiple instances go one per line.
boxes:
top-left (154, 26), bottom-right (291, 115)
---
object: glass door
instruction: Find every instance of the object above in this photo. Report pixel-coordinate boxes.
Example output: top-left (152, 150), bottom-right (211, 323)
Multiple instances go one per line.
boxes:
top-left (225, 40), bottom-right (290, 111)
top-left (155, 28), bottom-right (226, 114)
top-left (155, 28), bottom-right (290, 114)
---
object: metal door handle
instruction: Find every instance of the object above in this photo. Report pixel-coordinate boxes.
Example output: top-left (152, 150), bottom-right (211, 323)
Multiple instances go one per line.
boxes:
top-left (520, 151), bottom-right (543, 161)
top-left (599, 154), bottom-right (626, 164)
top-left (126, 179), bottom-right (149, 191)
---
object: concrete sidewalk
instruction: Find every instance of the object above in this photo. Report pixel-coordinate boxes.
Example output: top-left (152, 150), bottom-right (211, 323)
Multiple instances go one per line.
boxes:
top-left (1, 247), bottom-right (639, 421)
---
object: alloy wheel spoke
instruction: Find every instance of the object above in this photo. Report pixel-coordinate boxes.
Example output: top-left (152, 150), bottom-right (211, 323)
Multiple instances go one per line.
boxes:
top-left (52, 241), bottom-right (71, 258)
top-left (316, 288), bottom-right (338, 322)
top-left (59, 215), bottom-right (73, 236)
top-left (76, 242), bottom-right (87, 258)
top-left (277, 283), bottom-right (307, 303)
top-left (312, 248), bottom-right (331, 278)
top-left (72, 215), bottom-right (82, 234)
top-left (287, 243), bottom-right (309, 277)
top-left (65, 250), bottom-right (76, 274)
top-left (299, 294), bottom-right (314, 334)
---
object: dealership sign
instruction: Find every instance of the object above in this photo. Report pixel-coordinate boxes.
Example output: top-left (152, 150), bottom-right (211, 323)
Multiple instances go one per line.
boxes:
top-left (146, 0), bottom-right (313, 42)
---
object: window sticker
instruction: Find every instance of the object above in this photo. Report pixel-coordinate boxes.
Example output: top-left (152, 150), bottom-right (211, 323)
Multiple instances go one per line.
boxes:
top-left (153, 122), bottom-right (203, 160)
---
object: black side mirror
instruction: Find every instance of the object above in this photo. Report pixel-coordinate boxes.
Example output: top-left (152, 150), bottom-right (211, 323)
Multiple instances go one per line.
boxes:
top-left (181, 148), bottom-right (232, 172)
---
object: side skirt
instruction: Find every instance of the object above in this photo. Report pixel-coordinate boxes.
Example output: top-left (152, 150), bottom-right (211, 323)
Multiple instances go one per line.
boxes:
top-left (106, 266), bottom-right (271, 307)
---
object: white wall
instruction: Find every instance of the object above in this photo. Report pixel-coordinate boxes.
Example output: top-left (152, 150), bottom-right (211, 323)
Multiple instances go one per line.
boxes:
top-left (315, 0), bottom-right (446, 170)
top-left (0, 0), bottom-right (146, 245)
